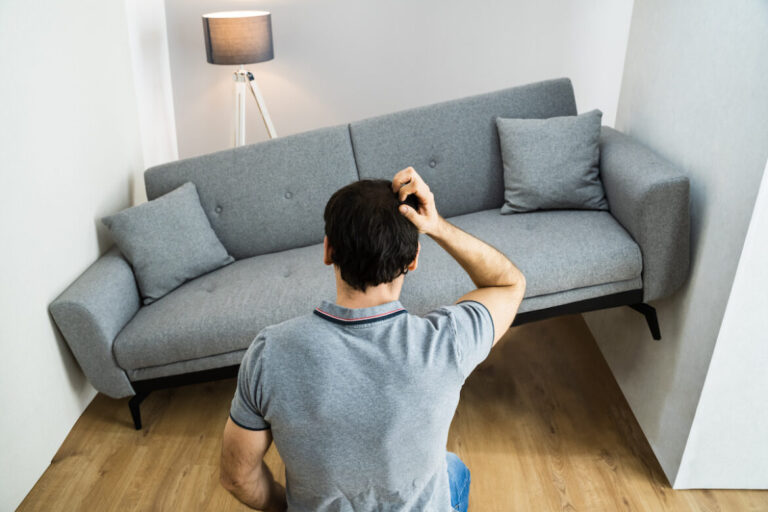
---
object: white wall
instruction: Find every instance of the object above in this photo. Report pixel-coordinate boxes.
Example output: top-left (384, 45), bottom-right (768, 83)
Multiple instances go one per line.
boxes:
top-left (0, 1), bottom-right (143, 509)
top-left (584, 0), bottom-right (768, 486)
top-left (675, 158), bottom-right (768, 489)
top-left (125, 0), bottom-right (179, 194)
top-left (164, 0), bottom-right (634, 159)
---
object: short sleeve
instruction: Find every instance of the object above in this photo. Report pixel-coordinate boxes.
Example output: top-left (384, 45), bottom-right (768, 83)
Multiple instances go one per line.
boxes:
top-left (448, 300), bottom-right (495, 378)
top-left (229, 331), bottom-right (271, 431)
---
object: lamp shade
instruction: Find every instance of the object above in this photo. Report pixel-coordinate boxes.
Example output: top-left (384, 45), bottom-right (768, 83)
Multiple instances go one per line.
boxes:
top-left (202, 11), bottom-right (274, 65)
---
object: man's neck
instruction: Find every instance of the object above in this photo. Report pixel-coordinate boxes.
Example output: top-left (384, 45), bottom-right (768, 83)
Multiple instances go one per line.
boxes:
top-left (334, 273), bottom-right (403, 309)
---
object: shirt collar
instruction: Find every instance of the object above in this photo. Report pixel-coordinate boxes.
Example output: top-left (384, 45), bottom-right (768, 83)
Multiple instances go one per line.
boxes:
top-left (313, 299), bottom-right (407, 326)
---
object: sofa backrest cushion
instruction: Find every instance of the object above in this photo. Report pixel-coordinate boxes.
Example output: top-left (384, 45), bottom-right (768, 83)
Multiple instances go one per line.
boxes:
top-left (144, 126), bottom-right (359, 260)
top-left (348, 78), bottom-right (577, 218)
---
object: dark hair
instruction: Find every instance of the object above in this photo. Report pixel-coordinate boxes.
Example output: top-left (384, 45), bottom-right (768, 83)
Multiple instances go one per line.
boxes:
top-left (324, 179), bottom-right (419, 292)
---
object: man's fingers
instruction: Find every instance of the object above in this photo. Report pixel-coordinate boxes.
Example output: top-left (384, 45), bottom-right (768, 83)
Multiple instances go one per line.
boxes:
top-left (398, 181), bottom-right (418, 202)
top-left (398, 181), bottom-right (432, 208)
top-left (392, 167), bottom-right (416, 192)
top-left (393, 167), bottom-right (428, 197)
top-left (397, 175), bottom-right (430, 201)
top-left (398, 204), bottom-right (419, 223)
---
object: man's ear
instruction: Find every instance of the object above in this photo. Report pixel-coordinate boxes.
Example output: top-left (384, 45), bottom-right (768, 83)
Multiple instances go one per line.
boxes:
top-left (407, 241), bottom-right (420, 272)
top-left (323, 236), bottom-right (333, 266)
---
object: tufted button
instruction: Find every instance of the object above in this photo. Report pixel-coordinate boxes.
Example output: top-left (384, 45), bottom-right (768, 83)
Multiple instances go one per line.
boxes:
top-left (284, 191), bottom-right (293, 199)
top-left (429, 159), bottom-right (437, 168)
top-left (214, 206), bottom-right (223, 214)
top-left (283, 270), bottom-right (291, 278)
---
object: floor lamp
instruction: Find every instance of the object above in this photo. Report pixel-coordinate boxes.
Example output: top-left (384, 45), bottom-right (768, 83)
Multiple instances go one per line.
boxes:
top-left (202, 10), bottom-right (278, 146)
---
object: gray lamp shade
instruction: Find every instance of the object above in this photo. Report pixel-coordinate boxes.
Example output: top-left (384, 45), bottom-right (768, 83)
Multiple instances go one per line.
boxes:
top-left (202, 11), bottom-right (274, 65)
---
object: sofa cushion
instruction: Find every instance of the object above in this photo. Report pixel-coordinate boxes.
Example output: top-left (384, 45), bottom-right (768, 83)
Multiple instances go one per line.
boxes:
top-left (143, 126), bottom-right (359, 260)
top-left (402, 209), bottom-right (641, 315)
top-left (124, 276), bottom-right (643, 382)
top-left (113, 208), bottom-right (641, 372)
top-left (497, 109), bottom-right (609, 213)
top-left (114, 243), bottom-right (336, 372)
top-left (349, 78), bottom-right (577, 219)
top-left (101, 182), bottom-right (234, 304)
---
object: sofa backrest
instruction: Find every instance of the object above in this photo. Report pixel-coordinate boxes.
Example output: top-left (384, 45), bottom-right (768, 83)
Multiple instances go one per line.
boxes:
top-left (145, 78), bottom-right (577, 259)
top-left (144, 125), bottom-right (358, 260)
top-left (349, 78), bottom-right (577, 218)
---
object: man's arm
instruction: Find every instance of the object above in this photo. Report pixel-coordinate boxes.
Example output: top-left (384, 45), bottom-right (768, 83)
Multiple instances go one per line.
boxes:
top-left (392, 167), bottom-right (526, 346)
top-left (220, 418), bottom-right (287, 511)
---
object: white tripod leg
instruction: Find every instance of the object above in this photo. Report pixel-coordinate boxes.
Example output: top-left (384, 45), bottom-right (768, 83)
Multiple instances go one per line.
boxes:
top-left (247, 71), bottom-right (278, 139)
top-left (234, 68), bottom-right (247, 147)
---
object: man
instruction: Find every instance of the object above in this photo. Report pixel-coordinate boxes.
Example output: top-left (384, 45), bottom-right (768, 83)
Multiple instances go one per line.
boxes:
top-left (220, 167), bottom-right (526, 511)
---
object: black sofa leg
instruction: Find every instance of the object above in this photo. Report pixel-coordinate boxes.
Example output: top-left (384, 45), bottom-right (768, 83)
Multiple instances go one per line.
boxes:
top-left (629, 303), bottom-right (661, 340)
top-left (128, 391), bottom-right (150, 430)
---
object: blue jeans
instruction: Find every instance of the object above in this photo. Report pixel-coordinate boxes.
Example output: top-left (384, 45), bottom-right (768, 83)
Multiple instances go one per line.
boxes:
top-left (446, 452), bottom-right (470, 512)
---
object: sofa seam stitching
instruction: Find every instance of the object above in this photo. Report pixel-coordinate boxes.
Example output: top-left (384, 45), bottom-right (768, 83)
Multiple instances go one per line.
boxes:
top-left (347, 123), bottom-right (362, 181)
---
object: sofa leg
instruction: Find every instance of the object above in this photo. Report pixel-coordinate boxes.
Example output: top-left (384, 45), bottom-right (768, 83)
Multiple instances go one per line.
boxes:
top-left (629, 303), bottom-right (661, 340)
top-left (128, 391), bottom-right (150, 430)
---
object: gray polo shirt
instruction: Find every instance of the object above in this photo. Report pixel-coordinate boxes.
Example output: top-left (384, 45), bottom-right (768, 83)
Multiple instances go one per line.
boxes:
top-left (230, 298), bottom-right (494, 511)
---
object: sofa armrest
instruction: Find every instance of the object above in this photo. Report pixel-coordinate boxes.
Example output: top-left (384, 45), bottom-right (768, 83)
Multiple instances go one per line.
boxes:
top-left (49, 247), bottom-right (140, 398)
top-left (599, 127), bottom-right (690, 302)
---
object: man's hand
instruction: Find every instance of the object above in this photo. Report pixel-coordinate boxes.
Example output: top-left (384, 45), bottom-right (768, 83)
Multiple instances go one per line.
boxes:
top-left (392, 167), bottom-right (443, 236)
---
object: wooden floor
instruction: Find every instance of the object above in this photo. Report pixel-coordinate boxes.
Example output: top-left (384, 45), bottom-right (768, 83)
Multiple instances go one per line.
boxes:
top-left (20, 315), bottom-right (768, 511)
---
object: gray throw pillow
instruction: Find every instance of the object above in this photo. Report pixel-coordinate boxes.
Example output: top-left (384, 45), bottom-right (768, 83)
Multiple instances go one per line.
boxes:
top-left (497, 109), bottom-right (608, 214)
top-left (102, 182), bottom-right (234, 305)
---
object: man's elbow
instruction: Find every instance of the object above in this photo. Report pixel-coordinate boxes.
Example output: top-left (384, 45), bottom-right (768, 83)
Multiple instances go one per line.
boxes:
top-left (516, 271), bottom-right (526, 296)
top-left (220, 467), bottom-right (250, 494)
top-left (220, 470), bottom-right (240, 492)
top-left (506, 267), bottom-right (525, 297)
top-left (505, 272), bottom-right (526, 311)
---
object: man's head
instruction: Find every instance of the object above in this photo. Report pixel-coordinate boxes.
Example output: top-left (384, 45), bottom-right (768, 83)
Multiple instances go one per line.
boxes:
top-left (323, 179), bottom-right (420, 292)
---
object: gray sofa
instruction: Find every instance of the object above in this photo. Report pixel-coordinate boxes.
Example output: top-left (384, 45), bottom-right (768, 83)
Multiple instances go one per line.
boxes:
top-left (49, 78), bottom-right (690, 428)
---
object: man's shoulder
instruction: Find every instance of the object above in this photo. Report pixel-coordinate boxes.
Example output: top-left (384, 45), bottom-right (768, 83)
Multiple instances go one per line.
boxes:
top-left (242, 313), bottom-right (319, 364)
top-left (261, 312), bottom-right (320, 340)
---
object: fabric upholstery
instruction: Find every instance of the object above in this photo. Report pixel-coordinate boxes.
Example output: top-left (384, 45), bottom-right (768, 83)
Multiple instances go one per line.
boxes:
top-left (497, 110), bottom-right (608, 213)
top-left (599, 127), bottom-right (690, 302)
top-left (127, 277), bottom-right (644, 383)
top-left (401, 209), bottom-right (641, 315)
top-left (143, 125), bottom-right (359, 260)
top-left (349, 78), bottom-right (577, 218)
top-left (49, 248), bottom-right (139, 398)
top-left (128, 349), bottom-right (246, 381)
top-left (114, 243), bottom-right (336, 371)
top-left (114, 208), bottom-right (641, 371)
top-left (102, 182), bottom-right (234, 304)
top-left (517, 278), bottom-right (642, 314)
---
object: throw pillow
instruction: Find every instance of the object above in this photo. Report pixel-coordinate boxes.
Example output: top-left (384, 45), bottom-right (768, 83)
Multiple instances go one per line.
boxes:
top-left (102, 182), bottom-right (234, 305)
top-left (497, 109), bottom-right (608, 213)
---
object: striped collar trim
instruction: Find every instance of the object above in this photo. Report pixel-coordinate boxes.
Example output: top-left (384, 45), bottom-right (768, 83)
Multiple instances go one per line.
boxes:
top-left (313, 300), bottom-right (407, 326)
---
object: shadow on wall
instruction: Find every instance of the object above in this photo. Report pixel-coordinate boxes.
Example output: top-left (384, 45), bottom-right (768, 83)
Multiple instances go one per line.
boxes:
top-left (92, 172), bottom-right (138, 255)
top-left (584, 282), bottom-right (694, 476)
